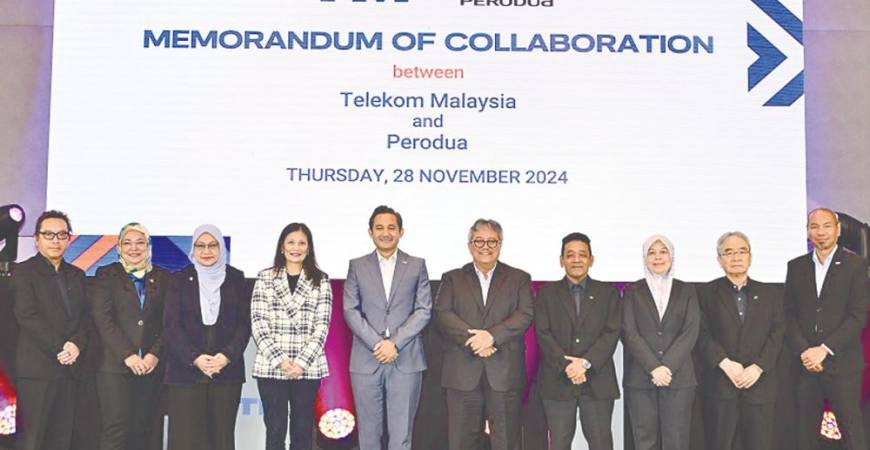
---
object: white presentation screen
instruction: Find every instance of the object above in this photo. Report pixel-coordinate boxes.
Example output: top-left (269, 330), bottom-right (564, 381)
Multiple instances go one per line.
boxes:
top-left (48, 0), bottom-right (807, 282)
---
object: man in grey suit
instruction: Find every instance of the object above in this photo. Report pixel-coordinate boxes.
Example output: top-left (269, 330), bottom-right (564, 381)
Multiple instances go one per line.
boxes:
top-left (344, 205), bottom-right (432, 450)
top-left (435, 218), bottom-right (534, 450)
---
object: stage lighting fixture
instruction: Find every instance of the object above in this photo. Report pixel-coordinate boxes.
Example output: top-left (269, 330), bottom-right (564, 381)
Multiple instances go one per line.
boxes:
top-left (0, 204), bottom-right (26, 275)
top-left (820, 410), bottom-right (842, 441)
top-left (0, 369), bottom-right (15, 436)
top-left (318, 408), bottom-right (355, 440)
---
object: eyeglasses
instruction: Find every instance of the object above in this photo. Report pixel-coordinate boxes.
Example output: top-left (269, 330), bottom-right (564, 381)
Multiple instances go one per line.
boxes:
top-left (470, 238), bottom-right (500, 249)
top-left (720, 249), bottom-right (750, 258)
top-left (193, 243), bottom-right (220, 251)
top-left (120, 241), bottom-right (148, 250)
top-left (38, 231), bottom-right (70, 241)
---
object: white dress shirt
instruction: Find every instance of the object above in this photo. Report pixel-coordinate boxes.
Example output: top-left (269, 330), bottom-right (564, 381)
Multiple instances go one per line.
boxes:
top-left (474, 263), bottom-right (496, 305)
top-left (812, 244), bottom-right (837, 297)
top-left (378, 250), bottom-right (398, 303)
top-left (812, 244), bottom-right (837, 355)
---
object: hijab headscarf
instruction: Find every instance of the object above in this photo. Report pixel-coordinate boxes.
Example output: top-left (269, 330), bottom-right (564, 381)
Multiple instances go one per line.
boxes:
top-left (643, 234), bottom-right (675, 320)
top-left (189, 224), bottom-right (227, 326)
top-left (118, 222), bottom-right (153, 279)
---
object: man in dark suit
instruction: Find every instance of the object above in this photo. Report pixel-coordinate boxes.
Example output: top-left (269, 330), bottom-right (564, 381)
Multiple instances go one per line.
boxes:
top-left (434, 218), bottom-right (534, 450)
top-left (785, 208), bottom-right (869, 450)
top-left (534, 232), bottom-right (621, 450)
top-left (697, 231), bottom-right (785, 450)
top-left (12, 210), bottom-right (90, 450)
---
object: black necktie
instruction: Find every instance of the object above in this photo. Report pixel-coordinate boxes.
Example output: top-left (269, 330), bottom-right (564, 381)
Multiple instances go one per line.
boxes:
top-left (571, 284), bottom-right (583, 320)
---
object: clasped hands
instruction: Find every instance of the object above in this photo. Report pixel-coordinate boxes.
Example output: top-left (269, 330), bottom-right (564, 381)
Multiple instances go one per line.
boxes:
top-left (719, 358), bottom-right (764, 388)
top-left (124, 353), bottom-right (159, 376)
top-left (800, 346), bottom-right (827, 373)
top-left (650, 365), bottom-right (673, 387)
top-left (279, 358), bottom-right (305, 379)
top-left (373, 339), bottom-right (399, 364)
top-left (56, 341), bottom-right (80, 366)
top-left (564, 356), bottom-right (589, 385)
top-left (193, 353), bottom-right (230, 378)
top-left (466, 329), bottom-right (497, 358)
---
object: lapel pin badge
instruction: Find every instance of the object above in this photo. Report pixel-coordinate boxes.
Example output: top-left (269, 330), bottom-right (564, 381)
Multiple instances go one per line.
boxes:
top-left (588, 295), bottom-right (595, 300)
top-left (835, 261), bottom-right (841, 265)
top-left (189, 276), bottom-right (194, 281)
top-left (753, 295), bottom-right (758, 300)
top-left (149, 278), bottom-right (154, 283)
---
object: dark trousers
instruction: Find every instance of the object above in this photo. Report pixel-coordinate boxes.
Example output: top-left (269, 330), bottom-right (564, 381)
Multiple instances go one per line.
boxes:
top-left (705, 397), bottom-right (774, 450)
top-left (625, 386), bottom-right (694, 450)
top-left (542, 397), bottom-right (614, 450)
top-left (256, 378), bottom-right (321, 450)
top-left (14, 377), bottom-right (76, 450)
top-left (445, 373), bottom-right (522, 450)
top-left (96, 370), bottom-right (163, 450)
top-left (167, 382), bottom-right (242, 450)
top-left (796, 371), bottom-right (866, 450)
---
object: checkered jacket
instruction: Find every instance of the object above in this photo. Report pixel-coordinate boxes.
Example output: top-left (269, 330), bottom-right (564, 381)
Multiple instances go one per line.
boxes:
top-left (251, 268), bottom-right (332, 379)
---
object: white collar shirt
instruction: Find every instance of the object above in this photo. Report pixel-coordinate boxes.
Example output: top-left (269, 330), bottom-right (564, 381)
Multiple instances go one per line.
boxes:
top-left (378, 250), bottom-right (398, 303)
top-left (812, 244), bottom-right (837, 298)
top-left (475, 262), bottom-right (497, 305)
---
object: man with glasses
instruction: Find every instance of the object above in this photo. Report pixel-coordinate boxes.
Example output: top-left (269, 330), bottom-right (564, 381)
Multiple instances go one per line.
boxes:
top-left (785, 209), bottom-right (869, 450)
top-left (434, 218), bottom-right (533, 450)
top-left (534, 232), bottom-right (621, 450)
top-left (12, 210), bottom-right (90, 450)
top-left (696, 231), bottom-right (784, 450)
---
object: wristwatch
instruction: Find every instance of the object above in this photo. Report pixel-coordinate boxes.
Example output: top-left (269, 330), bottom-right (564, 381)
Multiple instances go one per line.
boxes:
top-left (581, 359), bottom-right (592, 370)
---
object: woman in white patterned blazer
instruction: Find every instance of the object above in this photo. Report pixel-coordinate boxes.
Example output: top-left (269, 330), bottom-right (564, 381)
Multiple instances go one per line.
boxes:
top-left (251, 222), bottom-right (332, 450)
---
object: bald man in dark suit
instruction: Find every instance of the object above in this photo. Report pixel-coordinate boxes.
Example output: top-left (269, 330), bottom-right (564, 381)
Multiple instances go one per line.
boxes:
top-left (785, 208), bottom-right (869, 450)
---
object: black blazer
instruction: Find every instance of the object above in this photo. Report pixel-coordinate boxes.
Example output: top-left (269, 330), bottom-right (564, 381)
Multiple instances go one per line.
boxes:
top-left (435, 262), bottom-right (534, 392)
top-left (697, 278), bottom-right (784, 403)
top-left (622, 278), bottom-right (699, 389)
top-left (90, 262), bottom-right (170, 374)
top-left (784, 247), bottom-right (869, 375)
top-left (163, 264), bottom-right (251, 384)
top-left (12, 255), bottom-right (90, 380)
top-left (534, 277), bottom-right (621, 401)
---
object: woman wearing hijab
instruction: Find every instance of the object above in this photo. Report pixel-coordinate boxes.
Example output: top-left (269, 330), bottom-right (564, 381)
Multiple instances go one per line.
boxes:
top-left (163, 225), bottom-right (251, 450)
top-left (622, 235), bottom-right (700, 450)
top-left (91, 223), bottom-right (170, 450)
top-left (251, 223), bottom-right (332, 450)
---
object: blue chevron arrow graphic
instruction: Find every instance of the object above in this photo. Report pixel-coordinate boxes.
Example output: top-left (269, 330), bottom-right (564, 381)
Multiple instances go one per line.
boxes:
top-left (747, 0), bottom-right (804, 106)
top-left (765, 70), bottom-right (804, 106)
top-left (747, 24), bottom-right (787, 91)
top-left (750, 0), bottom-right (803, 44)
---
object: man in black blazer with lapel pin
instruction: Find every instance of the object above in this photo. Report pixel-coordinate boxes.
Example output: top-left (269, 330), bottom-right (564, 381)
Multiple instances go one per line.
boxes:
top-left (697, 231), bottom-right (784, 450)
top-left (12, 210), bottom-right (90, 450)
top-left (534, 232), bottom-right (621, 450)
top-left (785, 208), bottom-right (869, 450)
top-left (435, 218), bottom-right (534, 450)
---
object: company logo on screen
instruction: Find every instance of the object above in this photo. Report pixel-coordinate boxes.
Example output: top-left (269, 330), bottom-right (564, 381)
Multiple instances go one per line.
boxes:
top-left (746, 0), bottom-right (803, 106)
top-left (460, 0), bottom-right (554, 6)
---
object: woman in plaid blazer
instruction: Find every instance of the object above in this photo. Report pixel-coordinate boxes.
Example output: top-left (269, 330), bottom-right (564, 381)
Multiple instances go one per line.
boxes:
top-left (251, 222), bottom-right (332, 450)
